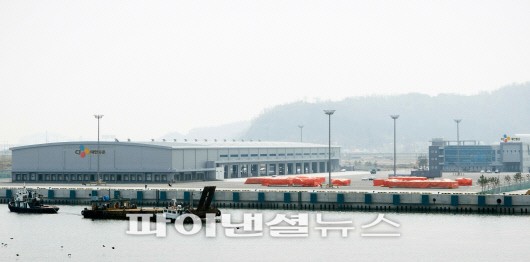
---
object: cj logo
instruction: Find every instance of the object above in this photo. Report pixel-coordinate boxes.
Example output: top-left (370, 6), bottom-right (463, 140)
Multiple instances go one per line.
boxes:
top-left (76, 145), bottom-right (91, 158)
top-left (75, 145), bottom-right (105, 158)
top-left (501, 134), bottom-right (520, 143)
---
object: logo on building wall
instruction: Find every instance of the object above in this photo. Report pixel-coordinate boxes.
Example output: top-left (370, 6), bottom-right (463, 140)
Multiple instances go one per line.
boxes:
top-left (75, 145), bottom-right (105, 158)
top-left (501, 134), bottom-right (520, 143)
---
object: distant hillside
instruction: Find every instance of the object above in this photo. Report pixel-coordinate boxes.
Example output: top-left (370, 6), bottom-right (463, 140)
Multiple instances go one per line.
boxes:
top-left (161, 120), bottom-right (250, 142)
top-left (243, 83), bottom-right (530, 152)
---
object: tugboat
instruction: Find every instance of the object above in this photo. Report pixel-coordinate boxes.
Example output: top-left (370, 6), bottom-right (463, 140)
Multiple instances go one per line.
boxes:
top-left (81, 196), bottom-right (162, 220)
top-left (163, 186), bottom-right (221, 222)
top-left (8, 187), bottom-right (60, 214)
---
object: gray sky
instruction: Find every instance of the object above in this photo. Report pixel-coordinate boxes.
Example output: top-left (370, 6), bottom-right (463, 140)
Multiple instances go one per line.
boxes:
top-left (1, 0), bottom-right (529, 144)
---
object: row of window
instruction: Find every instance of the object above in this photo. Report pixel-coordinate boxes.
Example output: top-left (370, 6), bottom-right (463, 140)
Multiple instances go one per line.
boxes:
top-left (503, 150), bottom-right (521, 153)
top-left (219, 152), bottom-right (327, 158)
top-left (14, 173), bottom-right (169, 182)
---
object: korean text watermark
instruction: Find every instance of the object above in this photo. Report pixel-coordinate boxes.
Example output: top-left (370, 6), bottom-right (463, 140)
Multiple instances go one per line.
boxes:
top-left (126, 213), bottom-right (401, 238)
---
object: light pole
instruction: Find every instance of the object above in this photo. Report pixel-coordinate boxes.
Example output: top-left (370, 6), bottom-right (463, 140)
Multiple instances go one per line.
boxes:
top-left (298, 125), bottom-right (304, 142)
top-left (454, 119), bottom-right (461, 176)
top-left (94, 114), bottom-right (103, 182)
top-left (324, 110), bottom-right (335, 187)
top-left (390, 115), bottom-right (399, 176)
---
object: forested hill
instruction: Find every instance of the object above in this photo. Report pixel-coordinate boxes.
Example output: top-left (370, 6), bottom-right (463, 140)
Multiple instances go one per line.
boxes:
top-left (243, 83), bottom-right (530, 152)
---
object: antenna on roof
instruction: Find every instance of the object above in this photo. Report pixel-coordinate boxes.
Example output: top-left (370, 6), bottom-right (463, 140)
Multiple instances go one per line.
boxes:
top-left (162, 139), bottom-right (166, 142)
top-left (127, 138), bottom-right (130, 142)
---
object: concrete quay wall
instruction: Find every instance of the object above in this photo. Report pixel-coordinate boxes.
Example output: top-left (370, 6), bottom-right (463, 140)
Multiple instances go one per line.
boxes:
top-left (1, 187), bottom-right (529, 215)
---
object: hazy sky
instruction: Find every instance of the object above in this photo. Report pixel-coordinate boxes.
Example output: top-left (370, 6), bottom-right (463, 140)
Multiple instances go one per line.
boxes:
top-left (1, 0), bottom-right (529, 144)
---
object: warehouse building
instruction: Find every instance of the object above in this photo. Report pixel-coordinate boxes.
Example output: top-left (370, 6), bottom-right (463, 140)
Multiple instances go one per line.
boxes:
top-left (10, 141), bottom-right (340, 183)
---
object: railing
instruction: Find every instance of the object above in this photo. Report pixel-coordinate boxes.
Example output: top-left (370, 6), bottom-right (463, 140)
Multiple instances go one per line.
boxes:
top-left (480, 180), bottom-right (530, 194)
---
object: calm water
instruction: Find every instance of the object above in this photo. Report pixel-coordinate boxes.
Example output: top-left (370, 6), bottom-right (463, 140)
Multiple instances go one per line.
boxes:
top-left (0, 204), bottom-right (529, 262)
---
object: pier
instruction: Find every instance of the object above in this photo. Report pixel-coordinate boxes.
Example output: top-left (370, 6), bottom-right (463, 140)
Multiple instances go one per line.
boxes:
top-left (1, 186), bottom-right (529, 215)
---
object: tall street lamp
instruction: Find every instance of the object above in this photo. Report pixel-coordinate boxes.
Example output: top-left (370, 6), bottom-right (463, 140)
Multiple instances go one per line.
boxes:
top-left (454, 119), bottom-right (462, 176)
top-left (94, 114), bottom-right (104, 182)
top-left (324, 110), bottom-right (335, 187)
top-left (390, 115), bottom-right (399, 176)
top-left (298, 125), bottom-right (304, 142)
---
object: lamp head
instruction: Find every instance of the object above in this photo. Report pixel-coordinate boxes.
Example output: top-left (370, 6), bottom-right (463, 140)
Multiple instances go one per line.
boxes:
top-left (324, 110), bottom-right (335, 115)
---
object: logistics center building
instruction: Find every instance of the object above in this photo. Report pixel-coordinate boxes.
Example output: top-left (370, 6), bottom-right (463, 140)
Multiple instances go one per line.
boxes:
top-left (428, 134), bottom-right (530, 176)
top-left (10, 141), bottom-right (340, 183)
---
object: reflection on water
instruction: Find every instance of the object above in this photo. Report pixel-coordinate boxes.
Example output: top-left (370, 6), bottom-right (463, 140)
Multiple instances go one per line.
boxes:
top-left (1, 204), bottom-right (529, 262)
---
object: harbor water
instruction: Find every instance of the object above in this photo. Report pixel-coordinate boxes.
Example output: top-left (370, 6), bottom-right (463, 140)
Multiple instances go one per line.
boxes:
top-left (1, 204), bottom-right (529, 261)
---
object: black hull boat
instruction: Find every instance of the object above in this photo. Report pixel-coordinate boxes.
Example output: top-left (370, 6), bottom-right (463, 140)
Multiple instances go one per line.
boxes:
top-left (81, 208), bottom-right (162, 220)
top-left (8, 202), bottom-right (59, 213)
top-left (81, 196), bottom-right (162, 220)
top-left (8, 187), bottom-right (59, 214)
top-left (82, 186), bottom-right (221, 222)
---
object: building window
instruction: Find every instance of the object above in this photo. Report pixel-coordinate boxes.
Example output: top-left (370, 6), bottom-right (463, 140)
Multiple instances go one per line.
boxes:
top-left (241, 154), bottom-right (248, 157)
top-left (260, 154), bottom-right (267, 157)
top-left (220, 154), bottom-right (228, 157)
top-left (269, 154), bottom-right (276, 156)
top-left (230, 154), bottom-right (238, 157)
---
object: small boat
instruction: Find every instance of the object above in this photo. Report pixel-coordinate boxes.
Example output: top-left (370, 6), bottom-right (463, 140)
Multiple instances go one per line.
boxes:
top-left (81, 197), bottom-right (162, 220)
top-left (163, 186), bottom-right (221, 222)
top-left (8, 187), bottom-right (59, 214)
top-left (163, 201), bottom-right (185, 221)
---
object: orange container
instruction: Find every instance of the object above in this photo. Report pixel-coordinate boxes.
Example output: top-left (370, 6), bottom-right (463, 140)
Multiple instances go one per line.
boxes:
top-left (264, 177), bottom-right (293, 186)
top-left (456, 178), bottom-right (473, 186)
top-left (245, 177), bottom-right (266, 184)
top-left (332, 179), bottom-right (351, 186)
top-left (373, 179), bottom-right (386, 186)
